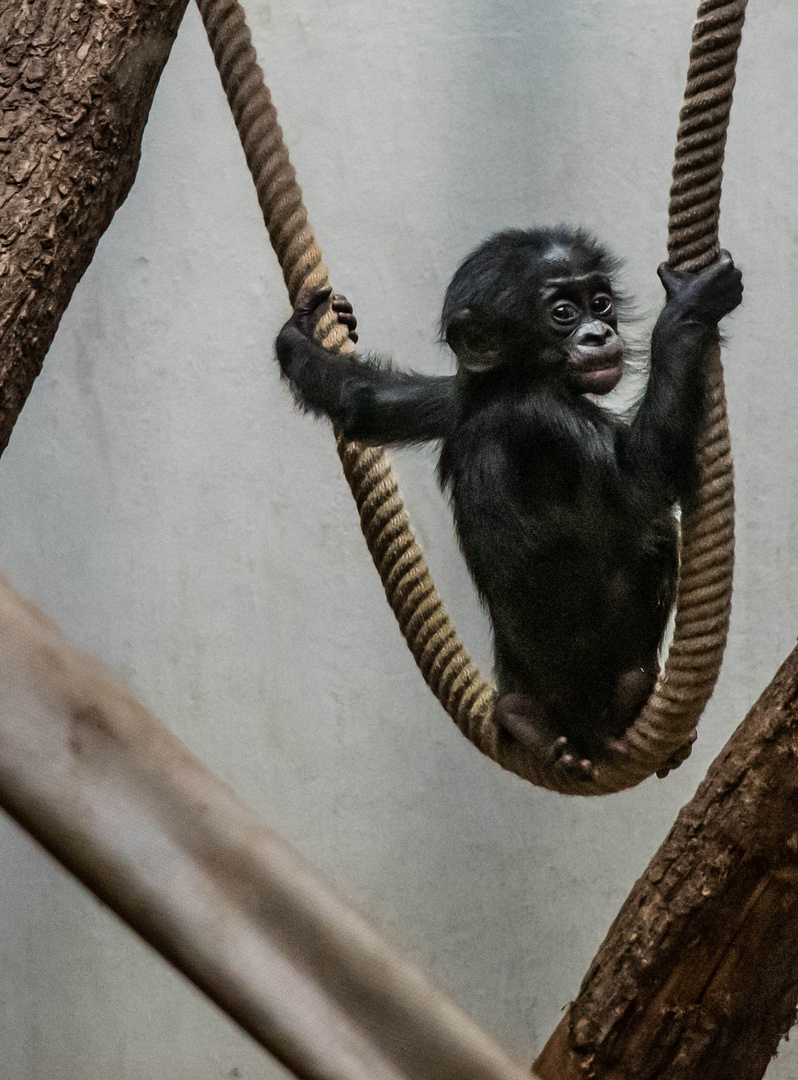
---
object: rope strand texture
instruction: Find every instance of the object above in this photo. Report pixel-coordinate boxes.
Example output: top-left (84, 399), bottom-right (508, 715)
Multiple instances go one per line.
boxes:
top-left (195, 0), bottom-right (745, 794)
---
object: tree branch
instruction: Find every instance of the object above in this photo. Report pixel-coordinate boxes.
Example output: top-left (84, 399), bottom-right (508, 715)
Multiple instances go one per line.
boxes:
top-left (0, 572), bottom-right (532, 1080)
top-left (0, 0), bottom-right (189, 454)
top-left (534, 647), bottom-right (798, 1080)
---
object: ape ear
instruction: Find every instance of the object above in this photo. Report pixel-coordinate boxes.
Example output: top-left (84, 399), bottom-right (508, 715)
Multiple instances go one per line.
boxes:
top-left (445, 310), bottom-right (504, 373)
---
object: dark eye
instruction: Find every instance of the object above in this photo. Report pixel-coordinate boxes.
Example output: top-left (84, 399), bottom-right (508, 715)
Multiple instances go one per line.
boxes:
top-left (551, 302), bottom-right (579, 325)
top-left (591, 293), bottom-right (614, 317)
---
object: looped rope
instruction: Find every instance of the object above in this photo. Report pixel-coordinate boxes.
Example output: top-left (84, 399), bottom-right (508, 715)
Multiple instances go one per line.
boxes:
top-left (196, 0), bottom-right (745, 794)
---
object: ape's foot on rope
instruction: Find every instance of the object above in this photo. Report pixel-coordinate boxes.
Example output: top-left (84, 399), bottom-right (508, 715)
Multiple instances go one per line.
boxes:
top-left (496, 693), bottom-right (597, 782)
top-left (656, 730), bottom-right (698, 779)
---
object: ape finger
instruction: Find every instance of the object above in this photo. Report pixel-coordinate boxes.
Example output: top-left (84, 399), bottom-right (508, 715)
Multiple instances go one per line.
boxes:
top-left (331, 293), bottom-right (355, 317)
top-left (338, 319), bottom-right (358, 342)
top-left (330, 294), bottom-right (358, 342)
top-left (290, 285), bottom-right (334, 341)
top-left (293, 284), bottom-right (333, 321)
top-left (334, 311), bottom-right (358, 331)
top-left (656, 261), bottom-right (689, 296)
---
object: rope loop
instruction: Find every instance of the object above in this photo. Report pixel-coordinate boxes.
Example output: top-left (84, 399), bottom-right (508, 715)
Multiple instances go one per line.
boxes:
top-left (195, 0), bottom-right (746, 794)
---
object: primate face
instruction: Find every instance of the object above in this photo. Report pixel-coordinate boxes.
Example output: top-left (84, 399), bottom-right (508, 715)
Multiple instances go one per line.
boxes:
top-left (537, 249), bottom-right (624, 395)
top-left (441, 234), bottom-right (625, 392)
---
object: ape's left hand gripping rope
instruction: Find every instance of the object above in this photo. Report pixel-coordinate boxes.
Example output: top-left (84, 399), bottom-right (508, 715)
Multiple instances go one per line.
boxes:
top-left (194, 0), bottom-right (744, 795)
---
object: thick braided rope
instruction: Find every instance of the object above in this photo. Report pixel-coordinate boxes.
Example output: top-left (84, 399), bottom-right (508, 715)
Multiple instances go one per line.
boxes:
top-left (195, 0), bottom-right (743, 794)
top-left (195, 0), bottom-right (495, 741)
top-left (582, 0), bottom-right (745, 792)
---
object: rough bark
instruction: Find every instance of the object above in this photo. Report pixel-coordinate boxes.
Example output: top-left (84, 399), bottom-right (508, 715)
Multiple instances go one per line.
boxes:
top-left (0, 0), bottom-right (189, 456)
top-left (534, 647), bottom-right (798, 1080)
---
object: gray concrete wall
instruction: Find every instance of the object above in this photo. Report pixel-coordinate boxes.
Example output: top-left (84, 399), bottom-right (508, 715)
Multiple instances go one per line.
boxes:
top-left (0, 1), bottom-right (796, 1076)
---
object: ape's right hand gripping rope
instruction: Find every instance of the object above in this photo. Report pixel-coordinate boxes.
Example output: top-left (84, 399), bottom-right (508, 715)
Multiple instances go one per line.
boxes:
top-left (195, 0), bottom-right (745, 795)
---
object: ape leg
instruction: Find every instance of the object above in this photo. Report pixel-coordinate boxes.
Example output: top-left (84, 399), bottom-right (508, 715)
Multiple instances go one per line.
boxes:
top-left (498, 677), bottom-right (695, 780)
top-left (610, 664), bottom-right (658, 731)
top-left (613, 665), bottom-right (696, 776)
top-left (495, 692), bottom-right (598, 780)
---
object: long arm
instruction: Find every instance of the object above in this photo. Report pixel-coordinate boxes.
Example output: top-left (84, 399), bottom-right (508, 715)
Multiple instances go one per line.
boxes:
top-left (625, 251), bottom-right (742, 501)
top-left (275, 297), bottom-right (458, 445)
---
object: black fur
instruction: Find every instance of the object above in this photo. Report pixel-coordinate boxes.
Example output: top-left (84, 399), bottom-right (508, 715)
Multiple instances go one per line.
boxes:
top-left (275, 228), bottom-right (742, 776)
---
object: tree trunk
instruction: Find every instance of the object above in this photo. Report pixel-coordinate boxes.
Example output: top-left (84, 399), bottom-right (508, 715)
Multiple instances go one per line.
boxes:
top-left (0, 0), bottom-right (189, 455)
top-left (534, 647), bottom-right (798, 1080)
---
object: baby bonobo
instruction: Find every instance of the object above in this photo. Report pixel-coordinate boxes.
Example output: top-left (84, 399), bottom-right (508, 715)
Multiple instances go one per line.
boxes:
top-left (276, 228), bottom-right (743, 779)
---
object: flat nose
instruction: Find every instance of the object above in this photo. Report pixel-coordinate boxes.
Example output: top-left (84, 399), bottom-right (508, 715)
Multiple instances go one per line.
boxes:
top-left (575, 320), bottom-right (612, 345)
